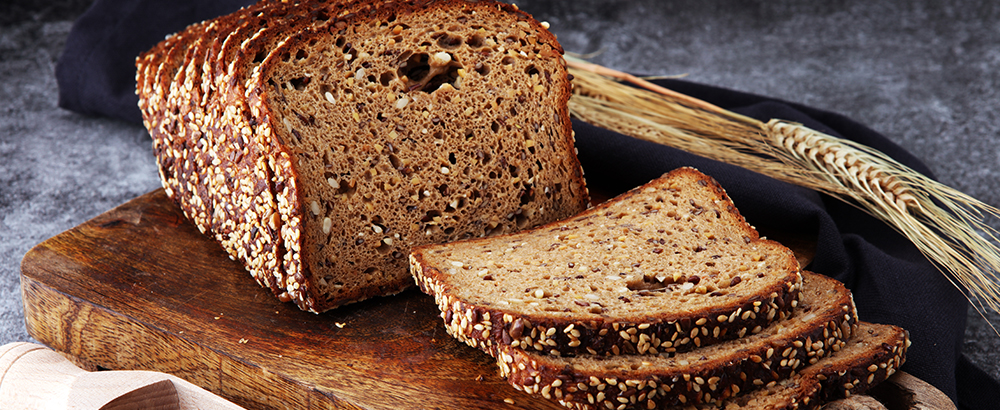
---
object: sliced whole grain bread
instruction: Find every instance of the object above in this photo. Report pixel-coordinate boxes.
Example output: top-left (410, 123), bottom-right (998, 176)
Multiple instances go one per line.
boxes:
top-left (492, 272), bottom-right (858, 408)
top-left (202, 0), bottom-right (387, 295)
top-left (411, 167), bottom-right (803, 356)
top-left (135, 0), bottom-right (590, 312)
top-left (617, 322), bottom-right (907, 410)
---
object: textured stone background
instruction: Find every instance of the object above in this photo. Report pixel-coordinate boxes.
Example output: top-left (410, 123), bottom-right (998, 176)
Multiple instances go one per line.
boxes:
top-left (2, 0), bottom-right (997, 388)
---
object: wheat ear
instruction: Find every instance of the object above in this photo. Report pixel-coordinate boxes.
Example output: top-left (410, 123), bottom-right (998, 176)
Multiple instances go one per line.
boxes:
top-left (565, 57), bottom-right (1000, 324)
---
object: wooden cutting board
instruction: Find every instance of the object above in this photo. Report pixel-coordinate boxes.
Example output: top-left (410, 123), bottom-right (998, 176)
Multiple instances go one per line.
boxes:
top-left (19, 189), bottom-right (953, 410)
top-left (21, 189), bottom-right (560, 410)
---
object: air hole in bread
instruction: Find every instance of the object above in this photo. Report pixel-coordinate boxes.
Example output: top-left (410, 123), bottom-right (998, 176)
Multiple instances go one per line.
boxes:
top-left (422, 210), bottom-right (441, 223)
top-left (398, 52), bottom-right (428, 80)
top-left (375, 239), bottom-right (392, 254)
top-left (519, 188), bottom-right (534, 206)
top-left (434, 32), bottom-right (463, 49)
top-left (424, 65), bottom-right (462, 92)
top-left (379, 72), bottom-right (395, 86)
top-left (467, 34), bottom-right (484, 48)
top-left (288, 77), bottom-right (310, 91)
top-left (335, 178), bottom-right (356, 196)
top-left (474, 61), bottom-right (490, 75)
top-left (314, 9), bottom-right (330, 22)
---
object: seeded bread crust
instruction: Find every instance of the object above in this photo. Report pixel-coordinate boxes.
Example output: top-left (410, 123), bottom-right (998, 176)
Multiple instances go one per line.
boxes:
top-left (181, 1), bottom-right (329, 295)
top-left (646, 322), bottom-right (908, 410)
top-left (145, 19), bottom-right (214, 228)
top-left (411, 168), bottom-right (803, 357)
top-left (491, 272), bottom-right (858, 408)
top-left (207, 0), bottom-right (385, 297)
top-left (136, 0), bottom-right (589, 312)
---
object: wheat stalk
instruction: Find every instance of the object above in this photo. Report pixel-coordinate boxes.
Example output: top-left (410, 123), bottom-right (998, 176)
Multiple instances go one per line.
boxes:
top-left (565, 57), bottom-right (1000, 326)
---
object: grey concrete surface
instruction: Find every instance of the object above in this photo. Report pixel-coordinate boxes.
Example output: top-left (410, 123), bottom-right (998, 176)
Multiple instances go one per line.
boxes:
top-left (1, 0), bottom-right (998, 389)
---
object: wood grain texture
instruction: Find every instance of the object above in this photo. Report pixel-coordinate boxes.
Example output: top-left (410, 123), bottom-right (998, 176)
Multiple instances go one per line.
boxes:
top-left (18, 189), bottom-right (951, 409)
top-left (822, 395), bottom-right (887, 410)
top-left (870, 371), bottom-right (958, 410)
top-left (21, 189), bottom-right (560, 410)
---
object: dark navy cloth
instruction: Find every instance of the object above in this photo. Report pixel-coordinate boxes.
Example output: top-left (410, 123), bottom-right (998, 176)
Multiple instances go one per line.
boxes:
top-left (55, 1), bottom-right (999, 408)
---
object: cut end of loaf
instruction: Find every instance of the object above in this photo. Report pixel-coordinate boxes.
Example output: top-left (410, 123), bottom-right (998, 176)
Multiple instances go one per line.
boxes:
top-left (252, 1), bottom-right (589, 312)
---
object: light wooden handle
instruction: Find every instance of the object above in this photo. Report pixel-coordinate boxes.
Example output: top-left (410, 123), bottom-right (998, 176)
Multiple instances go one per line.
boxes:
top-left (0, 342), bottom-right (243, 410)
top-left (0, 342), bottom-right (91, 409)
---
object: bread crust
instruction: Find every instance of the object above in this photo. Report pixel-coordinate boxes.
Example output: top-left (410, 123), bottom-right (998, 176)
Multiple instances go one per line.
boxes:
top-left (491, 272), bottom-right (858, 408)
top-left (497, 321), bottom-right (907, 410)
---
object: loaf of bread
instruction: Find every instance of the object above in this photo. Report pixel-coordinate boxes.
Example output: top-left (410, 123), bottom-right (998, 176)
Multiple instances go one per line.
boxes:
top-left (411, 167), bottom-right (803, 356)
top-left (135, 0), bottom-right (590, 312)
top-left (492, 272), bottom-right (858, 408)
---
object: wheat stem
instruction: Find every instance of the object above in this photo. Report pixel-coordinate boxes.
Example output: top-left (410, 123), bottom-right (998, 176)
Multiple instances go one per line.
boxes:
top-left (566, 57), bottom-right (1000, 327)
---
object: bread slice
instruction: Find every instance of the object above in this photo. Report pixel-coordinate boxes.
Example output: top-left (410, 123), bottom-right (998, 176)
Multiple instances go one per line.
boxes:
top-left (643, 322), bottom-right (908, 410)
top-left (187, 1), bottom-right (391, 298)
top-left (492, 272), bottom-right (857, 408)
top-left (136, 0), bottom-right (590, 312)
top-left (411, 168), bottom-right (803, 356)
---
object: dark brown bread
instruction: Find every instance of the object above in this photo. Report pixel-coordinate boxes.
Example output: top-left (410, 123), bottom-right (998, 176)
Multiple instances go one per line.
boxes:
top-left (135, 0), bottom-right (590, 312)
top-left (492, 272), bottom-right (857, 408)
top-left (412, 168), bottom-right (803, 357)
top-left (496, 321), bottom-right (907, 410)
top-left (201, 0), bottom-right (390, 296)
top-left (683, 322), bottom-right (908, 410)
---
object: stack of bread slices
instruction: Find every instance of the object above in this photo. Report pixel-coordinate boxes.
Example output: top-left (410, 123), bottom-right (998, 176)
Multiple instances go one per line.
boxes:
top-left (135, 0), bottom-right (590, 313)
top-left (411, 167), bottom-right (909, 409)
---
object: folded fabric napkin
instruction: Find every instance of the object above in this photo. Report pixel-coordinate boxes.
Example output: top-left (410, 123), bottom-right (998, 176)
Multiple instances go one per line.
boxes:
top-left (55, 0), bottom-right (999, 408)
